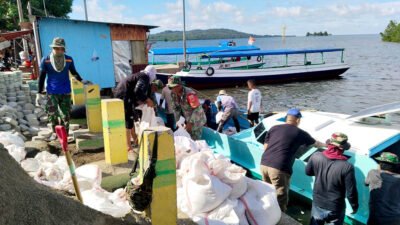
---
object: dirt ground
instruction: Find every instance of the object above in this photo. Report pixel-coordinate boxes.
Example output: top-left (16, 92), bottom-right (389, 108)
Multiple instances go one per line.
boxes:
top-left (0, 144), bottom-right (148, 225)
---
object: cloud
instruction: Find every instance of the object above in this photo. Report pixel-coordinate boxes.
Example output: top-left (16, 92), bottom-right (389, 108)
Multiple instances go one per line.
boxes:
top-left (329, 2), bottom-right (400, 17)
top-left (141, 0), bottom-right (246, 31)
top-left (72, 0), bottom-right (137, 24)
top-left (69, 0), bottom-right (400, 35)
top-left (270, 6), bottom-right (304, 17)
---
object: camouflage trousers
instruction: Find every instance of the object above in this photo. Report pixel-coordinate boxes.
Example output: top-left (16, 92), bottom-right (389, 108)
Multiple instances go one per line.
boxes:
top-left (190, 126), bottom-right (203, 140)
top-left (45, 94), bottom-right (72, 133)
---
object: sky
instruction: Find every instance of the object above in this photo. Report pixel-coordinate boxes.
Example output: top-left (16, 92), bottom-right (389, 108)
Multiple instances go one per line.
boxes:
top-left (68, 0), bottom-right (400, 36)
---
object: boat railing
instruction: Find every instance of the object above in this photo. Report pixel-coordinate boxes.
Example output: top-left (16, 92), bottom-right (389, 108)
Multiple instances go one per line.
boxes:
top-left (184, 48), bottom-right (345, 71)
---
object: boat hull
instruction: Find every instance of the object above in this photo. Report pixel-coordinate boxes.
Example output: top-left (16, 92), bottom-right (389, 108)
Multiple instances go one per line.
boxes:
top-left (157, 63), bottom-right (350, 89)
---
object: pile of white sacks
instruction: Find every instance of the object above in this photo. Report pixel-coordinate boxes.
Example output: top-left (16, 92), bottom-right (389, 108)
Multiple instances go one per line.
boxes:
top-left (0, 71), bottom-right (48, 138)
top-left (2, 103), bottom-right (281, 224)
top-left (174, 134), bottom-right (281, 225)
top-left (0, 131), bottom-right (131, 218)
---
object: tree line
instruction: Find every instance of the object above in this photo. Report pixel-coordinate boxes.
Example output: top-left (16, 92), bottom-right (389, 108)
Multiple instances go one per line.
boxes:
top-left (0, 0), bottom-right (72, 32)
top-left (381, 20), bottom-right (400, 43)
top-left (306, 31), bottom-right (330, 36)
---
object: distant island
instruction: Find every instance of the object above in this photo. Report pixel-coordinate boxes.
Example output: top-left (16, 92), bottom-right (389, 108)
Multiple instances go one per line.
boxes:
top-left (306, 31), bottom-right (331, 36)
top-left (149, 28), bottom-right (286, 41)
top-left (381, 20), bottom-right (400, 43)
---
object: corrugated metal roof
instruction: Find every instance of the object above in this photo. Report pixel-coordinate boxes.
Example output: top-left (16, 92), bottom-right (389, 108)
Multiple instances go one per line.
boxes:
top-left (34, 16), bottom-right (158, 29)
top-left (0, 30), bottom-right (32, 41)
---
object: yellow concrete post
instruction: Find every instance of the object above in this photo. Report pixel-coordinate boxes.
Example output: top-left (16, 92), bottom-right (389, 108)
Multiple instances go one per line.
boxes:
top-left (70, 77), bottom-right (85, 105)
top-left (85, 84), bottom-right (102, 133)
top-left (140, 127), bottom-right (177, 225)
top-left (101, 99), bottom-right (128, 165)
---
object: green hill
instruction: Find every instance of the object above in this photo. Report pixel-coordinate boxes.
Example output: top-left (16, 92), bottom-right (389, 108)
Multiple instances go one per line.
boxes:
top-left (149, 28), bottom-right (273, 41)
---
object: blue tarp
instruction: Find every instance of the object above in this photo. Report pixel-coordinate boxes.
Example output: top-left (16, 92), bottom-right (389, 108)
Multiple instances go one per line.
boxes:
top-left (208, 48), bottom-right (345, 58)
top-left (149, 45), bottom-right (260, 55)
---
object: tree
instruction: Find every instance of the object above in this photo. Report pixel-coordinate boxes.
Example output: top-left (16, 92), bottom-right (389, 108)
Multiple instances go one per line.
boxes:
top-left (323, 31), bottom-right (328, 36)
top-left (0, 0), bottom-right (73, 31)
top-left (306, 32), bottom-right (310, 36)
top-left (381, 20), bottom-right (400, 43)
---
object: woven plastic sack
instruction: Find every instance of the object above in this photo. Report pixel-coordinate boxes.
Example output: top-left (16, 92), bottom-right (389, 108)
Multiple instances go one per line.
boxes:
top-left (216, 111), bottom-right (223, 124)
top-left (240, 178), bottom-right (281, 225)
top-left (193, 199), bottom-right (244, 225)
top-left (183, 173), bottom-right (232, 215)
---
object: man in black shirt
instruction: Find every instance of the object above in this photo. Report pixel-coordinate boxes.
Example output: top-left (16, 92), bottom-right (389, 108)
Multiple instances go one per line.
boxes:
top-left (113, 65), bottom-right (156, 152)
top-left (262, 108), bottom-right (325, 212)
top-left (306, 132), bottom-right (358, 225)
top-left (366, 152), bottom-right (400, 225)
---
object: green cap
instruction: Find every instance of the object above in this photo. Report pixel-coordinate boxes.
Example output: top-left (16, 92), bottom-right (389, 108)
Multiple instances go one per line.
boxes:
top-left (375, 152), bottom-right (400, 164)
top-left (167, 75), bottom-right (182, 88)
top-left (327, 132), bottom-right (351, 150)
top-left (49, 37), bottom-right (66, 48)
top-left (152, 79), bottom-right (164, 90)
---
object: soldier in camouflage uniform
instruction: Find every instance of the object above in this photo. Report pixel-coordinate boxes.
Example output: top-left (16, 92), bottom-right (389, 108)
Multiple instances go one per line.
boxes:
top-left (168, 76), bottom-right (206, 140)
top-left (37, 37), bottom-right (90, 141)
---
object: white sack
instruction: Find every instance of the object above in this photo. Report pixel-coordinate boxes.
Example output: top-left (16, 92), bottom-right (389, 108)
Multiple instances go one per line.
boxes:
top-left (174, 126), bottom-right (191, 138)
top-left (210, 161), bottom-right (248, 199)
top-left (193, 199), bottom-right (242, 225)
top-left (75, 164), bottom-right (102, 188)
top-left (34, 151), bottom-right (58, 163)
top-left (183, 173), bottom-right (232, 215)
top-left (216, 111), bottom-right (223, 124)
top-left (82, 187), bottom-right (131, 218)
top-left (6, 144), bottom-right (26, 163)
top-left (21, 158), bottom-right (40, 173)
top-left (240, 178), bottom-right (281, 225)
top-left (0, 132), bottom-right (25, 147)
top-left (174, 136), bottom-right (199, 168)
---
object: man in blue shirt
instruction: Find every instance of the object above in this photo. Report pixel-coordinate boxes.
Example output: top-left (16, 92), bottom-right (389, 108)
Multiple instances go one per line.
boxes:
top-left (38, 37), bottom-right (89, 140)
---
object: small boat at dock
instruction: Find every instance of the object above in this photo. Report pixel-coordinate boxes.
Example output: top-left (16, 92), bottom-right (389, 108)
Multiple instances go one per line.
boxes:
top-left (157, 48), bottom-right (350, 89)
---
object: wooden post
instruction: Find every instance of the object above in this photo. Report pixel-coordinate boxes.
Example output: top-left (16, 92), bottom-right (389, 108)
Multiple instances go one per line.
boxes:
top-left (85, 84), bottom-right (102, 132)
top-left (102, 99), bottom-right (128, 165)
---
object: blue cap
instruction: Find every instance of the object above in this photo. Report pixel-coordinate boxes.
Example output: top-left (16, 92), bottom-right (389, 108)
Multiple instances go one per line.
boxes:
top-left (286, 108), bottom-right (302, 118)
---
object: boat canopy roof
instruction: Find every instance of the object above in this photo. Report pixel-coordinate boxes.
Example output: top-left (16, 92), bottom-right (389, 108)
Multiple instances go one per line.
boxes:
top-left (346, 101), bottom-right (400, 120)
top-left (207, 48), bottom-right (345, 58)
top-left (149, 45), bottom-right (260, 55)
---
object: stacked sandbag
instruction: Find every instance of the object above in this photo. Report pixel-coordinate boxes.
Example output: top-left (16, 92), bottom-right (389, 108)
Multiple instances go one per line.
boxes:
top-left (0, 132), bottom-right (26, 162)
top-left (0, 71), bottom-right (49, 138)
top-left (174, 136), bottom-right (281, 225)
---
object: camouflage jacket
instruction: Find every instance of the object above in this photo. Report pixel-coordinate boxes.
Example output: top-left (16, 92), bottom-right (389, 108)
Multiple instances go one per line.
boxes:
top-left (171, 87), bottom-right (206, 125)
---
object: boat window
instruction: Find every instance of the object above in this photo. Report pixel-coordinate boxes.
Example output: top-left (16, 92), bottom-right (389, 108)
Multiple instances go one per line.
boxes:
top-left (254, 123), bottom-right (267, 144)
top-left (277, 117), bottom-right (286, 122)
top-left (303, 148), bottom-right (352, 162)
top-left (372, 138), bottom-right (400, 157)
top-left (295, 145), bottom-right (313, 159)
top-left (257, 132), bottom-right (267, 144)
top-left (254, 123), bottom-right (265, 137)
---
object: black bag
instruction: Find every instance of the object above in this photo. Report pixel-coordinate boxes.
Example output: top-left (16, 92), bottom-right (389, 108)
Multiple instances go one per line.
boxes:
top-left (126, 131), bottom-right (158, 212)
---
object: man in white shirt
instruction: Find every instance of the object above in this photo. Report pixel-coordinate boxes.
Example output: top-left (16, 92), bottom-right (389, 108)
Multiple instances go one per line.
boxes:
top-left (159, 76), bottom-right (175, 130)
top-left (247, 79), bottom-right (262, 127)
